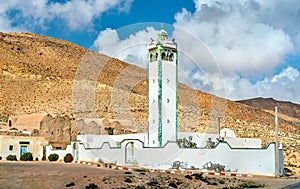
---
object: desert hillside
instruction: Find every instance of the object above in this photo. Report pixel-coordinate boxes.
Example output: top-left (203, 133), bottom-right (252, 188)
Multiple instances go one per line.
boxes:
top-left (0, 32), bottom-right (299, 176)
top-left (237, 97), bottom-right (300, 120)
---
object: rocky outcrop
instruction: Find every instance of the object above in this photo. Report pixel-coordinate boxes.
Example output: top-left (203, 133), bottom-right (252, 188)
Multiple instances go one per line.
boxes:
top-left (40, 114), bottom-right (74, 148)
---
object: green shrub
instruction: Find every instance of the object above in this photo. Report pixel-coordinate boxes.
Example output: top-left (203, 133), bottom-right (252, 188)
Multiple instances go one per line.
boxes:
top-left (219, 179), bottom-right (225, 184)
top-left (85, 183), bottom-right (99, 189)
top-left (20, 152), bottom-right (33, 161)
top-left (64, 153), bottom-right (73, 163)
top-left (135, 168), bottom-right (146, 173)
top-left (6, 155), bottom-right (17, 161)
top-left (238, 181), bottom-right (265, 188)
top-left (124, 177), bottom-right (132, 183)
top-left (48, 153), bottom-right (59, 161)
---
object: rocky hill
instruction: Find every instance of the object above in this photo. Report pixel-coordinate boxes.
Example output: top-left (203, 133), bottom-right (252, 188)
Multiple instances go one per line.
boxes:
top-left (237, 97), bottom-right (300, 120)
top-left (0, 32), bottom-right (299, 176)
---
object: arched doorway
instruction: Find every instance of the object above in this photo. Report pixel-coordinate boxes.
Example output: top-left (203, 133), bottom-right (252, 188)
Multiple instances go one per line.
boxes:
top-left (125, 142), bottom-right (138, 164)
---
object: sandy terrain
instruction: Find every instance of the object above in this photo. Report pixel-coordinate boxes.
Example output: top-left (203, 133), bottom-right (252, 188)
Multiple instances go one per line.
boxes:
top-left (0, 161), bottom-right (299, 189)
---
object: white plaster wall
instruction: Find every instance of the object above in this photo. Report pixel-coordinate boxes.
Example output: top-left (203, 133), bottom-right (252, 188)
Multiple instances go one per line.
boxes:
top-left (45, 134), bottom-right (280, 176)
top-left (46, 143), bottom-right (73, 161)
top-left (77, 134), bottom-right (146, 148)
top-left (0, 136), bottom-right (47, 160)
top-left (77, 142), bottom-right (124, 164)
top-left (224, 138), bottom-right (261, 148)
top-left (161, 60), bottom-right (177, 145)
top-left (70, 140), bottom-right (279, 176)
top-left (148, 60), bottom-right (159, 147)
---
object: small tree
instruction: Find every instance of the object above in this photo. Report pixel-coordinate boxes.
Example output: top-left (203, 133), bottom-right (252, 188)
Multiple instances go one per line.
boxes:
top-left (48, 153), bottom-right (59, 161)
top-left (177, 137), bottom-right (197, 148)
top-left (20, 152), bottom-right (33, 161)
top-left (64, 153), bottom-right (73, 163)
top-left (205, 138), bottom-right (216, 149)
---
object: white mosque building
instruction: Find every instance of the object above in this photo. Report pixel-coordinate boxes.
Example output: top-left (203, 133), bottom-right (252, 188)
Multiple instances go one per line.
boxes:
top-left (47, 30), bottom-right (284, 176)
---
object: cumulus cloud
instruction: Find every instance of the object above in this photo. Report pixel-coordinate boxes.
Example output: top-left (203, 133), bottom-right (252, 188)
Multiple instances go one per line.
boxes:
top-left (93, 27), bottom-right (159, 68)
top-left (254, 67), bottom-right (300, 102)
top-left (171, 0), bottom-right (300, 103)
top-left (174, 0), bottom-right (295, 76)
top-left (0, 0), bottom-right (134, 31)
top-left (92, 1), bottom-right (300, 104)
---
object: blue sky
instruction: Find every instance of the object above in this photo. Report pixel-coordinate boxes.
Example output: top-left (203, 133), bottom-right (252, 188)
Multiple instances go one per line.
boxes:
top-left (1, 0), bottom-right (300, 104)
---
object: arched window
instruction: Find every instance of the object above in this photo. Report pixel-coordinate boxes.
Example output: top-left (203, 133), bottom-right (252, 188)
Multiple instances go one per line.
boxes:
top-left (162, 52), bottom-right (166, 60)
top-left (155, 53), bottom-right (158, 61)
top-left (8, 120), bottom-right (12, 127)
top-left (150, 54), bottom-right (153, 62)
top-left (169, 53), bottom-right (174, 61)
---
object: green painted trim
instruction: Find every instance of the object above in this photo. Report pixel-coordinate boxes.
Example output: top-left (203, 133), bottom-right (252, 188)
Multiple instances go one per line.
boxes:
top-left (158, 56), bottom-right (162, 147)
top-left (175, 50), bottom-right (178, 140)
top-left (77, 139), bottom-right (276, 151)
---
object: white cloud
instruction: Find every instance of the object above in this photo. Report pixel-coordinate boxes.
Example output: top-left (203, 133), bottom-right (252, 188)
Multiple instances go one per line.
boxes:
top-left (92, 1), bottom-right (300, 104)
top-left (254, 67), bottom-right (300, 103)
top-left (0, 0), bottom-right (134, 31)
top-left (174, 1), bottom-right (295, 76)
top-left (196, 66), bottom-right (300, 104)
top-left (171, 0), bottom-right (300, 103)
top-left (93, 27), bottom-right (159, 68)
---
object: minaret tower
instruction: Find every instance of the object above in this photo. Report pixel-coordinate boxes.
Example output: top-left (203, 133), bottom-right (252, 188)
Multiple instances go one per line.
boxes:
top-left (147, 29), bottom-right (178, 147)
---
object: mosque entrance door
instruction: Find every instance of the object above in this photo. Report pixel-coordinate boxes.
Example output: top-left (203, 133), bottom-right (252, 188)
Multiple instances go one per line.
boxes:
top-left (125, 142), bottom-right (138, 164)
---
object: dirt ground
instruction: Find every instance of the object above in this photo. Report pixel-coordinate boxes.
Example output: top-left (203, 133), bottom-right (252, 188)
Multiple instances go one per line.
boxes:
top-left (0, 161), bottom-right (299, 189)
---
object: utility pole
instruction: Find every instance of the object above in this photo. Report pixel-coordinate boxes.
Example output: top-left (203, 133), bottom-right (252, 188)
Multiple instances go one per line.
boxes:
top-left (217, 117), bottom-right (222, 136)
top-left (275, 106), bottom-right (279, 177)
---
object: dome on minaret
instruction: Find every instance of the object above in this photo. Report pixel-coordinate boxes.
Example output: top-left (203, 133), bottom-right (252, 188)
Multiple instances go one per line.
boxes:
top-left (158, 29), bottom-right (168, 41)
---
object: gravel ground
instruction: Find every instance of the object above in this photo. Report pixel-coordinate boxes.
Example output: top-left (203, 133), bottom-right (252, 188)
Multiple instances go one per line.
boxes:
top-left (0, 161), bottom-right (299, 189)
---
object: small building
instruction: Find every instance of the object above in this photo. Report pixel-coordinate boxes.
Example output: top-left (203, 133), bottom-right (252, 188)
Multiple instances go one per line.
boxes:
top-left (5, 113), bottom-right (73, 149)
top-left (7, 113), bottom-right (48, 134)
top-left (0, 135), bottom-right (48, 160)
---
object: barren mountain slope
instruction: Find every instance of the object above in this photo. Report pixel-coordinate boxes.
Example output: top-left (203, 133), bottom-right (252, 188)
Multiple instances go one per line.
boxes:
top-left (237, 97), bottom-right (300, 120)
top-left (0, 32), bottom-right (299, 176)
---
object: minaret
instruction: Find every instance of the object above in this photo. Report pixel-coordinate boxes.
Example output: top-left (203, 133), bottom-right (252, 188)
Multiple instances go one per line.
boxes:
top-left (147, 29), bottom-right (178, 147)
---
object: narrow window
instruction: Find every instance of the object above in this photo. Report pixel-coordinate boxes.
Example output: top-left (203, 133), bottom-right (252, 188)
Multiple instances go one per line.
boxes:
top-left (9, 145), bottom-right (13, 151)
top-left (162, 52), bottom-right (166, 60)
top-left (167, 98), bottom-right (170, 103)
top-left (8, 120), bottom-right (12, 127)
top-left (169, 53), bottom-right (174, 61)
top-left (167, 119), bottom-right (170, 123)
